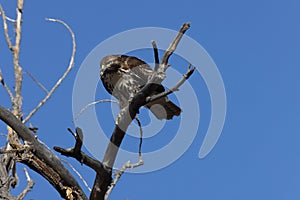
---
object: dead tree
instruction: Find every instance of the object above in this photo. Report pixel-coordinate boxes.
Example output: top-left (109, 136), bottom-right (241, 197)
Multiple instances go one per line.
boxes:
top-left (0, 1), bottom-right (194, 199)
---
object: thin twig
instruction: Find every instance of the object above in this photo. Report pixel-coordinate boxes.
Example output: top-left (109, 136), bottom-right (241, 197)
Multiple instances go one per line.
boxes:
top-left (24, 69), bottom-right (49, 94)
top-left (0, 4), bottom-right (13, 50)
top-left (22, 18), bottom-right (76, 124)
top-left (73, 99), bottom-right (118, 122)
top-left (62, 159), bottom-right (91, 192)
top-left (146, 64), bottom-right (196, 103)
top-left (0, 11), bottom-right (16, 23)
top-left (0, 69), bottom-right (14, 102)
top-left (151, 40), bottom-right (160, 71)
top-left (17, 168), bottom-right (34, 200)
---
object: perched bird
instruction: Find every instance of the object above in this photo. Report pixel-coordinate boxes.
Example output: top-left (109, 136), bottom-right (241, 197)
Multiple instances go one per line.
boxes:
top-left (100, 55), bottom-right (181, 120)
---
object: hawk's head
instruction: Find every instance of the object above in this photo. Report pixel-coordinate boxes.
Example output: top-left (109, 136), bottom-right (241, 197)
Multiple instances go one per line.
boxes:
top-left (100, 55), bottom-right (122, 77)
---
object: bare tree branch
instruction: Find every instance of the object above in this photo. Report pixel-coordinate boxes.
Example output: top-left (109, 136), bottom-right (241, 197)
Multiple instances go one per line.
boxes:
top-left (0, 69), bottom-right (14, 102)
top-left (24, 68), bottom-right (49, 94)
top-left (22, 18), bottom-right (76, 124)
top-left (12, 0), bottom-right (24, 120)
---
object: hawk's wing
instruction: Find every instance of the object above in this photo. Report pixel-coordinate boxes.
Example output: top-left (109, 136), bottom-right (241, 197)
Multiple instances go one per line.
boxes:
top-left (120, 55), bottom-right (154, 83)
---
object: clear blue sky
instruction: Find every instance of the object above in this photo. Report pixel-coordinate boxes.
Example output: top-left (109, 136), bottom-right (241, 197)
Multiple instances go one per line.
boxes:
top-left (0, 0), bottom-right (299, 199)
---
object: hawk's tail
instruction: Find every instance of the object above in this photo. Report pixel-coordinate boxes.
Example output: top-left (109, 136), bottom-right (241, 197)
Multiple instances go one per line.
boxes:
top-left (146, 97), bottom-right (182, 120)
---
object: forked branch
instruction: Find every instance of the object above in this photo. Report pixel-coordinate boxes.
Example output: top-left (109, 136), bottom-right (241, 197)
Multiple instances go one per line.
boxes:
top-left (54, 128), bottom-right (109, 175)
top-left (54, 127), bottom-right (112, 200)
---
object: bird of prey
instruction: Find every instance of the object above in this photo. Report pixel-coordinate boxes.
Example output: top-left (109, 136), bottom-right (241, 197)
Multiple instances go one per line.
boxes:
top-left (100, 55), bottom-right (181, 120)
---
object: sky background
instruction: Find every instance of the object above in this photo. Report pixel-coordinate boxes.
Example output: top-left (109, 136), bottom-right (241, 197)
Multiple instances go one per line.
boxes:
top-left (0, 0), bottom-right (299, 199)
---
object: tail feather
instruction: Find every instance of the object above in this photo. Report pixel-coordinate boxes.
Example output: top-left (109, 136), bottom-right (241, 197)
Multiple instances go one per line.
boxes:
top-left (146, 97), bottom-right (181, 120)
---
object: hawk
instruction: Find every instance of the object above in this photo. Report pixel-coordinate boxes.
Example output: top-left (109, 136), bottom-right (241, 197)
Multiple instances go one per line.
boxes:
top-left (100, 55), bottom-right (181, 120)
